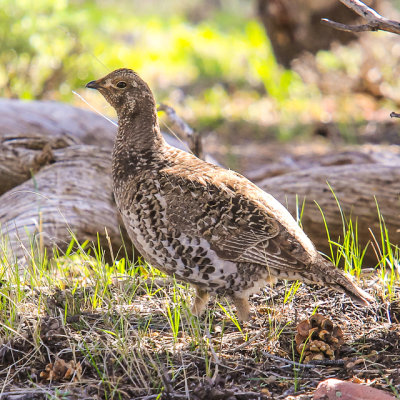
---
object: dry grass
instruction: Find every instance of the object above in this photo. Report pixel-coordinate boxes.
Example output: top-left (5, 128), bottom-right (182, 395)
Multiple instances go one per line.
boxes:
top-left (0, 235), bottom-right (399, 399)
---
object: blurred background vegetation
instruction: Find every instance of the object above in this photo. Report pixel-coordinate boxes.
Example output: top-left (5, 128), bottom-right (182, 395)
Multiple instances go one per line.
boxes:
top-left (1, 0), bottom-right (400, 149)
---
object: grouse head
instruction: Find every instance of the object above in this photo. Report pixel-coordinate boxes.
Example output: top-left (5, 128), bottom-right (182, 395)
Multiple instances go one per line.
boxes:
top-left (86, 68), bottom-right (155, 116)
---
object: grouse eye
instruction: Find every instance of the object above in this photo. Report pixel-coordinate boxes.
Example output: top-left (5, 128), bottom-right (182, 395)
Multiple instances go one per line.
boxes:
top-left (116, 81), bottom-right (127, 89)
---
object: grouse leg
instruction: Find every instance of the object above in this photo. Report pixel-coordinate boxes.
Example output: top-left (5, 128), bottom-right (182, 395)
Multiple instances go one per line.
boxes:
top-left (233, 296), bottom-right (251, 321)
top-left (191, 286), bottom-right (209, 316)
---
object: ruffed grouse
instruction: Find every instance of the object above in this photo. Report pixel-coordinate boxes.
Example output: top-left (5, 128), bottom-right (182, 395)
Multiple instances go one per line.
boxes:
top-left (86, 69), bottom-right (374, 321)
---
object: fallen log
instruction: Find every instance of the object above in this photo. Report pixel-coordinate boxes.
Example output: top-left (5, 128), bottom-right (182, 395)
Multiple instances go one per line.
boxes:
top-left (0, 145), bottom-right (131, 263)
top-left (0, 98), bottom-right (116, 148)
top-left (259, 163), bottom-right (400, 265)
top-left (0, 134), bottom-right (77, 195)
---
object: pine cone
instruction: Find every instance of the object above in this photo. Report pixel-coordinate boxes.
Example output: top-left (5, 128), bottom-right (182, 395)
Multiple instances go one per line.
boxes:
top-left (295, 313), bottom-right (344, 362)
top-left (40, 358), bottom-right (82, 382)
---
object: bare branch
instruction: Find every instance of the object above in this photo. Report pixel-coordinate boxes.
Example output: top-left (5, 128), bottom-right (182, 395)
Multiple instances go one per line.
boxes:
top-left (158, 103), bottom-right (204, 159)
top-left (322, 0), bottom-right (400, 35)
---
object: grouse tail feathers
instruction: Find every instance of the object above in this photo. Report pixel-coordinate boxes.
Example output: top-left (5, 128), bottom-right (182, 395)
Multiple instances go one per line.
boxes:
top-left (311, 256), bottom-right (375, 306)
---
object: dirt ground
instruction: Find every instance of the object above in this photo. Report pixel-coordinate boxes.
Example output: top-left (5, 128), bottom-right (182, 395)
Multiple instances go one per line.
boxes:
top-left (1, 272), bottom-right (399, 400)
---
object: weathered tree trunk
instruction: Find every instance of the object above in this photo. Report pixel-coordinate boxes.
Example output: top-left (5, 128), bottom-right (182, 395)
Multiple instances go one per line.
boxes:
top-left (0, 98), bottom-right (116, 195)
top-left (0, 134), bottom-right (77, 195)
top-left (0, 98), bottom-right (117, 148)
top-left (0, 145), bottom-right (131, 263)
top-left (256, 0), bottom-right (380, 67)
top-left (258, 164), bottom-right (400, 265)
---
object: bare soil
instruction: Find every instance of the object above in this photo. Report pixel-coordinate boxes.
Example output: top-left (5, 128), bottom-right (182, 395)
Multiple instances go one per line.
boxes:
top-left (1, 274), bottom-right (399, 400)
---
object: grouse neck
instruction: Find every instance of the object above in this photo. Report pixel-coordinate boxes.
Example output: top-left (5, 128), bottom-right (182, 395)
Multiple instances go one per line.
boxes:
top-left (112, 102), bottom-right (167, 184)
top-left (115, 102), bottom-right (164, 153)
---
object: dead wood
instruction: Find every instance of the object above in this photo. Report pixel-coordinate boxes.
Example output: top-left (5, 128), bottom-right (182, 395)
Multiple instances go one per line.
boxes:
top-left (0, 100), bottom-right (212, 262)
top-left (0, 134), bottom-right (77, 195)
top-left (245, 145), bottom-right (400, 182)
top-left (258, 163), bottom-right (400, 264)
top-left (0, 98), bottom-right (117, 148)
top-left (158, 103), bottom-right (203, 158)
top-left (0, 145), bottom-right (131, 262)
top-left (0, 98), bottom-right (116, 194)
top-left (322, 0), bottom-right (400, 35)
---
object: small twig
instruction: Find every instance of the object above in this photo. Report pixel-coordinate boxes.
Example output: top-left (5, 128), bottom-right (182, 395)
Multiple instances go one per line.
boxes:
top-left (308, 358), bottom-right (346, 366)
top-left (204, 325), bottom-right (220, 383)
top-left (231, 329), bottom-right (265, 351)
top-left (180, 353), bottom-right (190, 400)
top-left (158, 103), bottom-right (203, 159)
top-left (0, 390), bottom-right (51, 399)
top-left (137, 395), bottom-right (187, 400)
top-left (160, 365), bottom-right (174, 395)
top-left (321, 0), bottom-right (400, 35)
top-left (261, 351), bottom-right (345, 369)
top-left (233, 391), bottom-right (270, 397)
top-left (158, 104), bottom-right (195, 141)
top-left (262, 351), bottom-right (315, 369)
top-left (321, 20), bottom-right (377, 33)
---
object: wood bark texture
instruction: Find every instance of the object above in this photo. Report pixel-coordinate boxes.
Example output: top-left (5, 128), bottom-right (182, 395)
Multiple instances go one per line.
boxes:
top-left (0, 134), bottom-right (77, 195)
top-left (322, 0), bottom-right (400, 35)
top-left (0, 98), bottom-right (117, 148)
top-left (0, 145), bottom-right (131, 262)
top-left (259, 164), bottom-right (400, 265)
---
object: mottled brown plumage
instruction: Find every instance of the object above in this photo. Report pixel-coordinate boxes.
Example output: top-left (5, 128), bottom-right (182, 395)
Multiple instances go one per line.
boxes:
top-left (86, 69), bottom-right (374, 320)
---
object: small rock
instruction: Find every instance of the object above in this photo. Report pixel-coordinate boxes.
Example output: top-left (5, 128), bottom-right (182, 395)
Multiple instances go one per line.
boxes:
top-left (313, 378), bottom-right (396, 400)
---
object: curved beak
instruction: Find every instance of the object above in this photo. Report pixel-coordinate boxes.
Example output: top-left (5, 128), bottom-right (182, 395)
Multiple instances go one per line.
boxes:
top-left (86, 80), bottom-right (100, 90)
